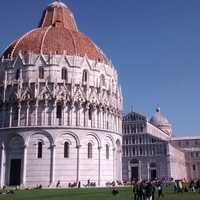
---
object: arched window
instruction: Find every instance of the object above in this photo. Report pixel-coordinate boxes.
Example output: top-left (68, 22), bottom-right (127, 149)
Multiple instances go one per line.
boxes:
top-left (56, 104), bottom-right (62, 119)
top-left (106, 144), bottom-right (109, 160)
top-left (88, 142), bottom-right (92, 159)
top-left (39, 67), bottom-right (44, 79)
top-left (100, 74), bottom-right (106, 87)
top-left (38, 141), bottom-right (43, 158)
top-left (82, 70), bottom-right (88, 83)
top-left (16, 69), bottom-right (20, 80)
top-left (64, 142), bottom-right (69, 158)
top-left (61, 68), bottom-right (68, 81)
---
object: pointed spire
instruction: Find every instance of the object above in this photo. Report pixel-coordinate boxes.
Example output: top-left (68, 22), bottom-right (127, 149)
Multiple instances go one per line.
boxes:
top-left (131, 105), bottom-right (134, 112)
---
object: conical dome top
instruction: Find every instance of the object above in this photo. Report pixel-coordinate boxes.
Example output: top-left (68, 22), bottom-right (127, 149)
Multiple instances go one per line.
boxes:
top-left (38, 0), bottom-right (78, 31)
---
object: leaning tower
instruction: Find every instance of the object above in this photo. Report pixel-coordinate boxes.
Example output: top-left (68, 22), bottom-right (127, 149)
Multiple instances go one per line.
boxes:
top-left (0, 1), bottom-right (123, 187)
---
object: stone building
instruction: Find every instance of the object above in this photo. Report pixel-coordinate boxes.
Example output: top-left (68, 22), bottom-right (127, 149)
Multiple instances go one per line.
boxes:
top-left (171, 137), bottom-right (200, 180)
top-left (122, 108), bottom-right (199, 182)
top-left (0, 1), bottom-right (123, 187)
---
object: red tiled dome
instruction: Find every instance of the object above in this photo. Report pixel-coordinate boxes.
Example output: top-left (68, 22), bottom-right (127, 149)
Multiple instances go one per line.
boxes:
top-left (2, 1), bottom-right (107, 62)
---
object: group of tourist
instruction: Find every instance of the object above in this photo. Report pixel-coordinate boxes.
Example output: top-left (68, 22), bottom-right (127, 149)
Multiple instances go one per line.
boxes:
top-left (173, 179), bottom-right (200, 193)
top-left (129, 178), bottom-right (200, 200)
top-left (132, 180), bottom-right (164, 200)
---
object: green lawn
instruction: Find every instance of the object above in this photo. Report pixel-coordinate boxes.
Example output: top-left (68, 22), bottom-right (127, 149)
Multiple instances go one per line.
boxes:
top-left (0, 187), bottom-right (199, 200)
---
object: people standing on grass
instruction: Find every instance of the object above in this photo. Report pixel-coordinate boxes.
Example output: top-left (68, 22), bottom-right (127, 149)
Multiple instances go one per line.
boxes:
top-left (197, 179), bottom-right (200, 193)
top-left (132, 181), bottom-right (137, 200)
top-left (157, 181), bottom-right (164, 199)
top-left (145, 182), bottom-right (153, 200)
top-left (137, 182), bottom-right (144, 200)
top-left (56, 180), bottom-right (61, 188)
top-left (132, 180), bottom-right (156, 200)
top-left (173, 180), bottom-right (178, 192)
top-left (189, 180), bottom-right (195, 192)
top-left (78, 181), bottom-right (81, 188)
top-left (151, 183), bottom-right (156, 200)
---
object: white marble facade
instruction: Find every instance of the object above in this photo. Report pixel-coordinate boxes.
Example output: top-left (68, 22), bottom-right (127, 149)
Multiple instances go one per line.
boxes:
top-left (122, 111), bottom-right (171, 181)
top-left (122, 110), bottom-right (199, 182)
top-left (0, 1), bottom-right (123, 188)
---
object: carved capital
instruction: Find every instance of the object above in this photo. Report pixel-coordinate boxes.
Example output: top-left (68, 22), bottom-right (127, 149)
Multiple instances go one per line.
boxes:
top-left (76, 145), bottom-right (82, 149)
top-left (18, 103), bottom-right (22, 109)
top-left (50, 144), bottom-right (56, 149)
top-left (1, 144), bottom-right (5, 150)
top-left (92, 104), bottom-right (97, 111)
top-left (98, 146), bottom-right (102, 150)
top-left (26, 102), bottom-right (30, 109)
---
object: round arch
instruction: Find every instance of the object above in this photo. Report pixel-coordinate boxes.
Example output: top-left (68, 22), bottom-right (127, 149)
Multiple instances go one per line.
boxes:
top-left (56, 131), bottom-right (80, 147)
top-left (106, 135), bottom-right (115, 149)
top-left (87, 132), bottom-right (101, 148)
top-left (26, 130), bottom-right (54, 146)
top-left (8, 135), bottom-right (25, 148)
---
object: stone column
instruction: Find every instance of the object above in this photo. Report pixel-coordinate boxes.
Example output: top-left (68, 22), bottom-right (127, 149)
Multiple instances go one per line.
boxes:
top-left (44, 101), bottom-right (48, 126)
top-left (35, 101), bottom-right (38, 126)
top-left (98, 107), bottom-right (103, 129)
top-left (92, 105), bottom-right (97, 128)
top-left (0, 144), bottom-right (5, 188)
top-left (98, 146), bottom-right (102, 186)
top-left (113, 114), bottom-right (115, 132)
top-left (52, 102), bottom-right (57, 126)
top-left (147, 162), bottom-right (150, 181)
top-left (103, 110), bottom-right (106, 129)
top-left (67, 104), bottom-right (71, 126)
top-left (105, 110), bottom-right (108, 129)
top-left (76, 103), bottom-right (81, 127)
top-left (1, 106), bottom-right (5, 128)
top-left (79, 106), bottom-right (84, 127)
top-left (84, 104), bottom-right (89, 127)
top-left (113, 148), bottom-right (116, 180)
top-left (50, 144), bottom-right (56, 186)
top-left (26, 102), bottom-right (30, 126)
top-left (139, 160), bottom-right (142, 181)
top-left (107, 112), bottom-right (109, 130)
top-left (115, 115), bottom-right (118, 133)
top-left (112, 113), bottom-right (114, 131)
top-left (70, 103), bottom-right (75, 127)
top-left (9, 106), bottom-right (13, 128)
top-left (62, 103), bottom-right (66, 126)
top-left (17, 103), bottom-right (21, 127)
top-left (118, 148), bottom-right (122, 181)
top-left (109, 113), bottom-right (112, 130)
top-left (76, 145), bottom-right (81, 183)
top-left (22, 144), bottom-right (27, 186)
top-left (145, 144), bottom-right (147, 156)
top-left (166, 144), bottom-right (171, 179)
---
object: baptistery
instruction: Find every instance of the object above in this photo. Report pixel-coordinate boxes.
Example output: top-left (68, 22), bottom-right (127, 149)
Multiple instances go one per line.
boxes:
top-left (0, 1), bottom-right (123, 187)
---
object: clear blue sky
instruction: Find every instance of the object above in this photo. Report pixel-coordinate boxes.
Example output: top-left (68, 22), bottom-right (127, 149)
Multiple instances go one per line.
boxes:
top-left (0, 0), bottom-right (200, 136)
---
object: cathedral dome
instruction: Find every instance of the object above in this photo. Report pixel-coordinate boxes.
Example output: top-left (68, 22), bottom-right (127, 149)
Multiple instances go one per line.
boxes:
top-left (2, 1), bottom-right (107, 62)
top-left (150, 107), bottom-right (172, 136)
